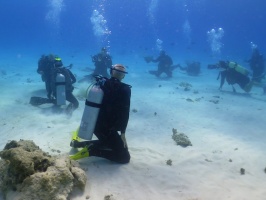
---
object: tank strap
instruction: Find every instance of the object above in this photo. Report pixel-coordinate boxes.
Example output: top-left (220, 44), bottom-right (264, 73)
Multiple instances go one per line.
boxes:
top-left (85, 100), bottom-right (101, 108)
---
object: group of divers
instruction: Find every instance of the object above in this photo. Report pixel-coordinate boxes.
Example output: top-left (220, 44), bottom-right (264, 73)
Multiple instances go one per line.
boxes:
top-left (29, 46), bottom-right (265, 164)
top-left (144, 48), bottom-right (266, 93)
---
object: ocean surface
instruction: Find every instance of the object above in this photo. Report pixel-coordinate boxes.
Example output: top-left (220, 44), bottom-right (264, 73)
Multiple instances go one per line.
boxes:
top-left (0, 0), bottom-right (265, 67)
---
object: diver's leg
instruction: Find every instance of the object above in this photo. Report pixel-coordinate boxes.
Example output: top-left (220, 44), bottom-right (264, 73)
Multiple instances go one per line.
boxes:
top-left (243, 81), bottom-right (253, 93)
top-left (232, 85), bottom-right (236, 93)
top-left (165, 69), bottom-right (172, 78)
top-left (70, 139), bottom-right (103, 148)
top-left (156, 68), bottom-right (163, 77)
top-left (90, 131), bottom-right (130, 164)
top-left (66, 92), bottom-right (79, 115)
top-left (67, 92), bottom-right (79, 109)
top-left (70, 131), bottom-right (130, 163)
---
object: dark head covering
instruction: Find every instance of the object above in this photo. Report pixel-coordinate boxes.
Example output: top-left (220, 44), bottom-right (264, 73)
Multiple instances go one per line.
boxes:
top-left (219, 61), bottom-right (228, 69)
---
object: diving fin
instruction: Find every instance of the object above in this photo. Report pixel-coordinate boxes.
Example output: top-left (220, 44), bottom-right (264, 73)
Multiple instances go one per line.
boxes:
top-left (69, 146), bottom-right (89, 160)
top-left (29, 96), bottom-right (54, 106)
top-left (170, 64), bottom-right (181, 71)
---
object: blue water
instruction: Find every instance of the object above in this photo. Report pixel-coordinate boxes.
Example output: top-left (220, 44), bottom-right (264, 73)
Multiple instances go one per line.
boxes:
top-left (1, 1), bottom-right (266, 199)
top-left (0, 0), bottom-right (265, 66)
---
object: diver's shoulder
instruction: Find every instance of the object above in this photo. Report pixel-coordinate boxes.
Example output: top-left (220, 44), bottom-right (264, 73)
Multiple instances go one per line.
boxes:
top-left (121, 82), bottom-right (132, 89)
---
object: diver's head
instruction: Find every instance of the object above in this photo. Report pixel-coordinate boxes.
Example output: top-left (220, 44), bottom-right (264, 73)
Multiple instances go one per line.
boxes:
top-left (54, 56), bottom-right (63, 67)
top-left (110, 64), bottom-right (127, 80)
top-left (101, 47), bottom-right (107, 55)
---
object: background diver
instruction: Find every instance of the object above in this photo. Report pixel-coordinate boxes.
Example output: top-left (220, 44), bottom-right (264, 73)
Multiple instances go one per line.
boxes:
top-left (247, 46), bottom-right (266, 94)
top-left (246, 46), bottom-right (265, 82)
top-left (31, 55), bottom-right (79, 115)
top-left (145, 50), bottom-right (178, 78)
top-left (179, 61), bottom-right (201, 76)
top-left (208, 60), bottom-right (253, 93)
top-left (78, 47), bottom-right (113, 83)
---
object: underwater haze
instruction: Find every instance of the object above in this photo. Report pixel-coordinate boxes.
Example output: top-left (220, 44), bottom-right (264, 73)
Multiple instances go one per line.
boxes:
top-left (1, 1), bottom-right (266, 199)
top-left (0, 0), bottom-right (265, 66)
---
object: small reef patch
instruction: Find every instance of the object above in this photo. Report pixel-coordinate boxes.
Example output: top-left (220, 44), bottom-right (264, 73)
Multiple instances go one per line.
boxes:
top-left (172, 128), bottom-right (192, 147)
top-left (0, 140), bottom-right (87, 200)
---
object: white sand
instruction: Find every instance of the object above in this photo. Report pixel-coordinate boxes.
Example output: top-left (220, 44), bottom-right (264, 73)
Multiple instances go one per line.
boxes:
top-left (1, 61), bottom-right (266, 200)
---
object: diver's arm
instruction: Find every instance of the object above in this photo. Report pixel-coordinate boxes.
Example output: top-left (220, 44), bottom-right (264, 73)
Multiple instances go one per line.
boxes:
top-left (68, 69), bottom-right (76, 84)
top-left (152, 56), bottom-right (160, 63)
top-left (119, 86), bottom-right (131, 134)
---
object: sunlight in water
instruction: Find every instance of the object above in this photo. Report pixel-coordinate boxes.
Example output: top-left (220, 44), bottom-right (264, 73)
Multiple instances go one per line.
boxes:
top-left (250, 41), bottom-right (257, 50)
top-left (148, 0), bottom-right (158, 25)
top-left (90, 9), bottom-right (111, 37)
top-left (156, 38), bottom-right (163, 51)
top-left (45, 0), bottom-right (64, 28)
top-left (90, 0), bottom-right (111, 48)
top-left (207, 27), bottom-right (224, 56)
top-left (183, 19), bottom-right (191, 45)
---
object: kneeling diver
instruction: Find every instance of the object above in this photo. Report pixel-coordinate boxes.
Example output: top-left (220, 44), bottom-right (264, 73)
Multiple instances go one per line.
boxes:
top-left (70, 64), bottom-right (131, 164)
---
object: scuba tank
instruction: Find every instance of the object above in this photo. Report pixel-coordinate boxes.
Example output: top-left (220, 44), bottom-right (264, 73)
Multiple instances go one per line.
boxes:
top-left (78, 75), bottom-right (105, 140)
top-left (228, 62), bottom-right (250, 76)
top-left (55, 73), bottom-right (66, 105)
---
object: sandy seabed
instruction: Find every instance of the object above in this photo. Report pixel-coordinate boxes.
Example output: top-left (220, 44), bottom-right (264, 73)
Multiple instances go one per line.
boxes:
top-left (1, 60), bottom-right (266, 200)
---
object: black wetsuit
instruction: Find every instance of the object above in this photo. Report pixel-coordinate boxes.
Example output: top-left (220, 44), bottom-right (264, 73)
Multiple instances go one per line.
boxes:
top-left (150, 54), bottom-right (173, 77)
top-left (92, 53), bottom-right (112, 78)
top-left (248, 49), bottom-right (265, 82)
top-left (219, 67), bottom-right (250, 90)
top-left (37, 55), bottom-right (55, 98)
top-left (89, 77), bottom-right (131, 164)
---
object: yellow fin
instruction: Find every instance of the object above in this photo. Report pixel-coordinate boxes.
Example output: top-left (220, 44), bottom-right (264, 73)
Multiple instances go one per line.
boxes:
top-left (69, 146), bottom-right (89, 160)
top-left (71, 128), bottom-right (81, 141)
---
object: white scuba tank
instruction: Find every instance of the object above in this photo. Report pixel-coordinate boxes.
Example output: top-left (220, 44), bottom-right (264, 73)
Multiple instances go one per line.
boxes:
top-left (56, 73), bottom-right (66, 105)
top-left (78, 82), bottom-right (104, 140)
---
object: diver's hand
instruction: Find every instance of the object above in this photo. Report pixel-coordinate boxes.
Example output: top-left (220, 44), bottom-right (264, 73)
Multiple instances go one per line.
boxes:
top-left (121, 133), bottom-right (128, 148)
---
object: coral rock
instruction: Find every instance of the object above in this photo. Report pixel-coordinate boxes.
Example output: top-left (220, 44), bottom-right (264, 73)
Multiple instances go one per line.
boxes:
top-left (0, 140), bottom-right (87, 200)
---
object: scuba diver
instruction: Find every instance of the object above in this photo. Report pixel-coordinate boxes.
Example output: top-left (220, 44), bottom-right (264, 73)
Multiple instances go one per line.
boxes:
top-left (31, 56), bottom-right (79, 115)
top-left (92, 47), bottom-right (112, 78)
top-left (70, 64), bottom-right (131, 164)
top-left (78, 47), bottom-right (113, 83)
top-left (247, 47), bottom-right (265, 82)
top-left (179, 61), bottom-right (201, 76)
top-left (208, 61), bottom-right (253, 93)
top-left (145, 50), bottom-right (177, 78)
